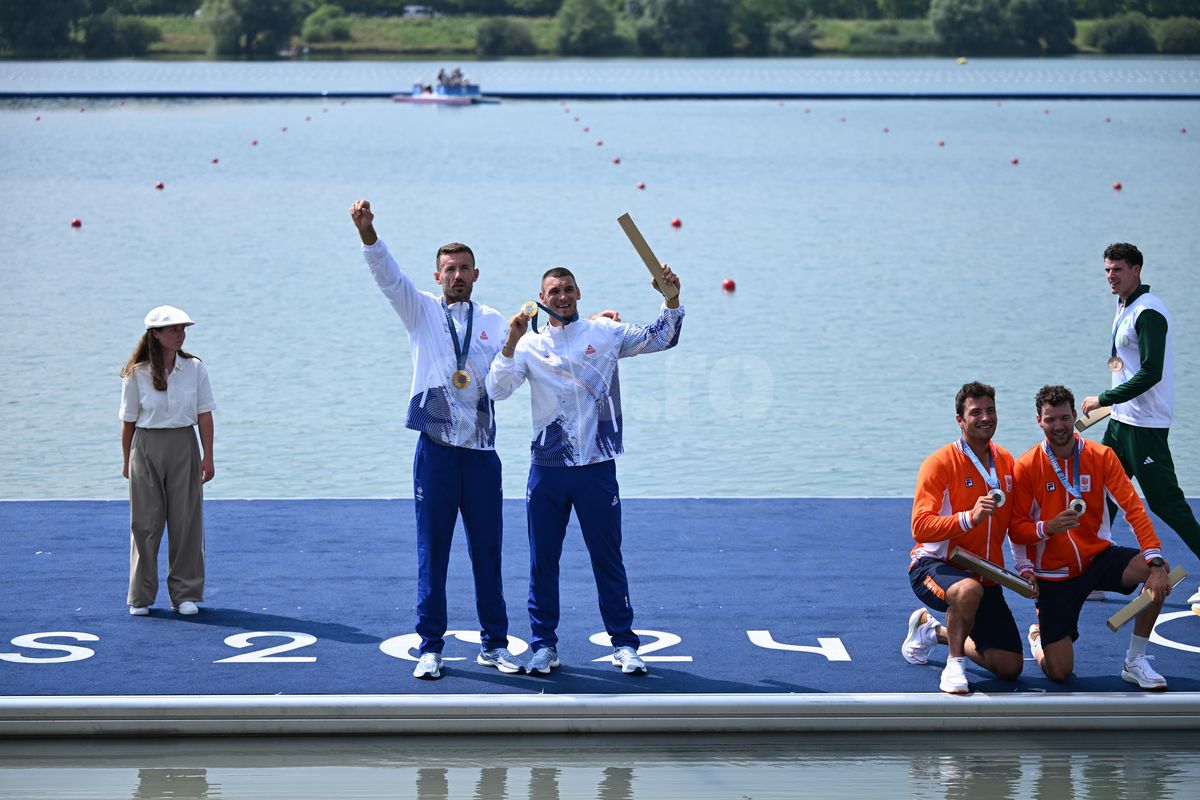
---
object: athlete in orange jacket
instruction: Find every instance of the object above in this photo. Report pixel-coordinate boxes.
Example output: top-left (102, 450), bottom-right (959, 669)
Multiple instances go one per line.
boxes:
top-left (1011, 385), bottom-right (1172, 690)
top-left (902, 381), bottom-right (1025, 695)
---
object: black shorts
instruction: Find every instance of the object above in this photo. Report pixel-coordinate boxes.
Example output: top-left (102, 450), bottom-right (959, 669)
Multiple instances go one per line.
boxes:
top-left (909, 557), bottom-right (1022, 655)
top-left (1035, 545), bottom-right (1141, 645)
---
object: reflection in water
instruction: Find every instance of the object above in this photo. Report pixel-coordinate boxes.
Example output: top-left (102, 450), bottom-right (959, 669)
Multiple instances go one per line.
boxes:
top-left (133, 768), bottom-right (214, 799)
top-left (2, 733), bottom-right (1198, 800)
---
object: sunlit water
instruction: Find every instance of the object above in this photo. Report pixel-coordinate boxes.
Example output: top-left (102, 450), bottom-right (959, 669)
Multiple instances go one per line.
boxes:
top-left (2, 60), bottom-right (1198, 500)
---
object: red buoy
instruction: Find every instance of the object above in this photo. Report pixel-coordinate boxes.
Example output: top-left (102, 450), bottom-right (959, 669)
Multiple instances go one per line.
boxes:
top-left (211, 157), bottom-right (219, 164)
top-left (305, 116), bottom-right (311, 121)
top-left (1182, 128), bottom-right (1188, 134)
top-left (670, 217), bottom-right (682, 228)
top-left (573, 116), bottom-right (579, 122)
top-left (1105, 117), bottom-right (1112, 123)
top-left (722, 278), bottom-right (736, 292)
top-left (35, 115), bottom-right (40, 121)
top-left (596, 140), bottom-right (603, 146)
top-left (612, 157), bottom-right (620, 164)
top-left (937, 140), bottom-right (945, 147)
top-left (70, 218), bottom-right (82, 228)
top-left (155, 181), bottom-right (164, 190)
top-left (251, 139), bottom-right (258, 146)
top-left (1112, 181), bottom-right (1122, 191)
top-left (636, 181), bottom-right (646, 190)
top-left (883, 127), bottom-right (889, 133)
top-left (281, 126), bottom-right (287, 132)
top-left (1010, 157), bottom-right (1019, 165)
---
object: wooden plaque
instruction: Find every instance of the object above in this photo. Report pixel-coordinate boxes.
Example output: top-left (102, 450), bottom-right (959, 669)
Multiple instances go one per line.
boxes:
top-left (1075, 405), bottom-right (1112, 431)
top-left (1105, 566), bottom-right (1188, 632)
top-left (949, 547), bottom-right (1037, 598)
top-left (617, 212), bottom-right (679, 300)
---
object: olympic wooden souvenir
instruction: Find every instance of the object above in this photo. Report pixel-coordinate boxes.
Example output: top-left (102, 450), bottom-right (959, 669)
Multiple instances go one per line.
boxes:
top-left (1075, 405), bottom-right (1111, 431)
top-left (617, 212), bottom-right (680, 301)
top-left (1105, 565), bottom-right (1188, 632)
top-left (949, 547), bottom-right (1037, 598)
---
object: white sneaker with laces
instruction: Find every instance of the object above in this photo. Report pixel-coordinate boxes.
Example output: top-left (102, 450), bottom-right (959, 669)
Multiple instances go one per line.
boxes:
top-left (413, 652), bottom-right (443, 680)
top-left (525, 647), bottom-right (560, 675)
top-left (613, 645), bottom-right (647, 675)
top-left (901, 608), bottom-right (939, 665)
top-left (477, 647), bottom-right (522, 674)
top-left (175, 601), bottom-right (199, 615)
top-left (1028, 624), bottom-right (1043, 661)
top-left (1121, 654), bottom-right (1167, 691)
top-left (939, 656), bottom-right (969, 695)
top-left (129, 606), bottom-right (149, 616)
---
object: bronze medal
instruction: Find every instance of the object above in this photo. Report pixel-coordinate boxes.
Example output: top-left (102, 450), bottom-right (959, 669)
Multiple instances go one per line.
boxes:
top-left (1107, 356), bottom-right (1124, 372)
top-left (451, 369), bottom-right (471, 390)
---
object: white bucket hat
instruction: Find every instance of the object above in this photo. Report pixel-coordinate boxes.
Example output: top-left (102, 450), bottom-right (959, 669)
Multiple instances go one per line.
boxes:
top-left (144, 305), bottom-right (195, 329)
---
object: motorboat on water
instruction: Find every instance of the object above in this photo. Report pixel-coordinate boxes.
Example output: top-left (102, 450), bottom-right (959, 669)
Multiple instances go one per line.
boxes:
top-left (393, 81), bottom-right (498, 106)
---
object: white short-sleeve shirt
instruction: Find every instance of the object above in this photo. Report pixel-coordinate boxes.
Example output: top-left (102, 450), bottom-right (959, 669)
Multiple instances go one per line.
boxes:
top-left (119, 357), bottom-right (216, 429)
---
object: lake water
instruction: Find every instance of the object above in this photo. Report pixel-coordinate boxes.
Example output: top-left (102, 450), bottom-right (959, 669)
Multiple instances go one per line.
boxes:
top-left (2, 59), bottom-right (1198, 501)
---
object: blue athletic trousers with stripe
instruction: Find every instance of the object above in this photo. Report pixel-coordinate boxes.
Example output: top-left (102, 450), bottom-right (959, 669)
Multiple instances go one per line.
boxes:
top-left (413, 433), bottom-right (509, 654)
top-left (526, 460), bottom-right (639, 652)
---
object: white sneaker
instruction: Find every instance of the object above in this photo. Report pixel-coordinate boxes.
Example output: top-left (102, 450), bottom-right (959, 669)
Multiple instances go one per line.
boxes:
top-left (525, 646), bottom-right (560, 675)
top-left (413, 652), bottom-right (443, 680)
top-left (129, 606), bottom-right (149, 616)
top-left (1121, 654), bottom-right (1167, 691)
top-left (1028, 624), bottom-right (1043, 661)
top-left (477, 647), bottom-right (522, 674)
top-left (901, 608), bottom-right (939, 665)
top-left (613, 645), bottom-right (647, 675)
top-left (174, 601), bottom-right (199, 615)
top-left (940, 656), bottom-right (970, 695)
top-left (1086, 590), bottom-right (1106, 601)
top-left (1187, 587), bottom-right (1200, 614)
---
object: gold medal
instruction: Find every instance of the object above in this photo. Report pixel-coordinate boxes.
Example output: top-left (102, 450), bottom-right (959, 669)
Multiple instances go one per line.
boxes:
top-left (1108, 356), bottom-right (1124, 371)
top-left (520, 300), bottom-right (538, 317)
top-left (990, 489), bottom-right (1006, 507)
top-left (451, 370), bottom-right (471, 389)
top-left (1069, 498), bottom-right (1086, 515)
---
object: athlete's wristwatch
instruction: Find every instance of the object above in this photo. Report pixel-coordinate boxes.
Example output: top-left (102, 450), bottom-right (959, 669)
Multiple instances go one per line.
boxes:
top-left (1148, 556), bottom-right (1165, 570)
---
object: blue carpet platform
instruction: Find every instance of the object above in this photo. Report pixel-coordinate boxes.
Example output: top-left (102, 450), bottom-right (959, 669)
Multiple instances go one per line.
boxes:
top-left (1, 499), bottom-right (1198, 735)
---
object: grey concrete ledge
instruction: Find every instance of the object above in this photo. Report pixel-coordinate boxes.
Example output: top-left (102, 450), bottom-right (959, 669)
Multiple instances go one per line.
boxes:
top-left (3, 692), bottom-right (1198, 736)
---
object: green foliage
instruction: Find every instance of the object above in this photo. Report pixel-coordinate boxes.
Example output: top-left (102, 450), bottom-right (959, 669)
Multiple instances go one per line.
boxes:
top-left (109, 0), bottom-right (200, 12)
top-left (876, 0), bottom-right (932, 18)
top-left (555, 0), bottom-right (622, 54)
top-left (627, 0), bottom-right (735, 56)
top-left (767, 16), bottom-right (815, 53)
top-left (1129, 0), bottom-right (1200, 19)
top-left (1083, 10), bottom-right (1157, 50)
top-left (1068, 0), bottom-right (1123, 19)
top-left (0, 0), bottom-right (88, 56)
top-left (200, 0), bottom-right (314, 56)
top-left (1157, 14), bottom-right (1200, 50)
top-left (476, 15), bottom-right (538, 53)
top-left (844, 19), bottom-right (939, 51)
top-left (508, 0), bottom-right (566, 12)
top-left (730, 0), bottom-right (810, 55)
top-left (1006, 0), bottom-right (1074, 53)
top-left (303, 3), bottom-right (352, 41)
top-left (441, 0), bottom-right (515, 11)
top-left (929, 0), bottom-right (1013, 53)
top-left (81, 8), bottom-right (163, 55)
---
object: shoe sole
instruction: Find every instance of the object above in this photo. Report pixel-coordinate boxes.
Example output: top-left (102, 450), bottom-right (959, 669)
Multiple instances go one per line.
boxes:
top-left (476, 654), bottom-right (521, 674)
top-left (1121, 669), bottom-right (1167, 691)
top-left (901, 608), bottom-right (928, 665)
top-left (619, 664), bottom-right (647, 675)
top-left (525, 660), bottom-right (560, 675)
top-left (413, 667), bottom-right (442, 680)
top-left (129, 607), bottom-right (149, 616)
top-left (940, 683), bottom-right (970, 695)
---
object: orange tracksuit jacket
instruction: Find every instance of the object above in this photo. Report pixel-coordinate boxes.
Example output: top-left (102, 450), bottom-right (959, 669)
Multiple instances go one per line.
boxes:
top-left (1010, 436), bottom-right (1161, 580)
top-left (910, 440), bottom-right (1016, 579)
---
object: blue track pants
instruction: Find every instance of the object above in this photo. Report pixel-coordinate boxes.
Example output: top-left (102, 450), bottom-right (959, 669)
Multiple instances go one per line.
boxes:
top-left (413, 433), bottom-right (508, 654)
top-left (526, 460), bottom-right (639, 651)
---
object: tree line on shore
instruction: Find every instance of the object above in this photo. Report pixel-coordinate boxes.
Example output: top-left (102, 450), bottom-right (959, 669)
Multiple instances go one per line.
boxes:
top-left (1, 0), bottom-right (1198, 58)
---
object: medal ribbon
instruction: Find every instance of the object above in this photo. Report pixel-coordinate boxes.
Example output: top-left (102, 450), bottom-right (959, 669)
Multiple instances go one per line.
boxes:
top-left (959, 438), bottom-right (999, 492)
top-left (530, 302), bottom-right (579, 333)
top-left (442, 299), bottom-right (474, 378)
top-left (1041, 437), bottom-right (1082, 501)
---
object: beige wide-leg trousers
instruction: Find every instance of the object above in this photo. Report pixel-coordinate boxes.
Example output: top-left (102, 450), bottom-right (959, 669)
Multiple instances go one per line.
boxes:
top-left (127, 426), bottom-right (205, 608)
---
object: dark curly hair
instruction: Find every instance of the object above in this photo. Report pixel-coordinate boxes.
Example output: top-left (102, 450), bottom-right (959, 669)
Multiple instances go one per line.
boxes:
top-left (1035, 384), bottom-right (1075, 417)
top-left (1103, 242), bottom-right (1143, 267)
top-left (955, 381), bottom-right (995, 417)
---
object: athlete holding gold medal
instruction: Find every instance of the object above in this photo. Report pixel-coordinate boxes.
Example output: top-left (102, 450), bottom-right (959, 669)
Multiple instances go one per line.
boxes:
top-left (350, 199), bottom-right (519, 680)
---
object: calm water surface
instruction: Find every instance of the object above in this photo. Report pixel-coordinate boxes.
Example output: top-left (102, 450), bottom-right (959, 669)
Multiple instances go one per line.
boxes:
top-left (3, 732), bottom-right (1200, 799)
top-left (2, 59), bottom-right (1198, 500)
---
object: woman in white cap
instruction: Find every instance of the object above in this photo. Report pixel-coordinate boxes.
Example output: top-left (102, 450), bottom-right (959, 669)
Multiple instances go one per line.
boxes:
top-left (119, 305), bottom-right (216, 616)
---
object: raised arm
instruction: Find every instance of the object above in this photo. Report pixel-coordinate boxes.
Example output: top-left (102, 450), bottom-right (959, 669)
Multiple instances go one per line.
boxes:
top-left (350, 199), bottom-right (427, 330)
